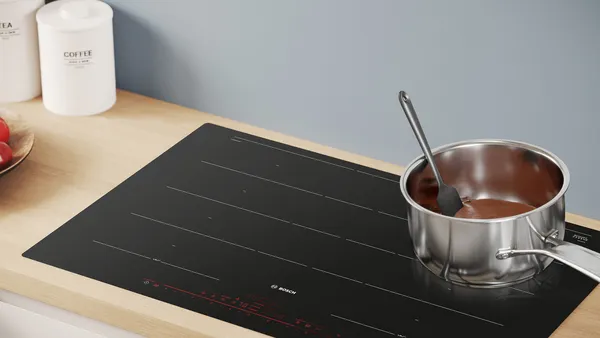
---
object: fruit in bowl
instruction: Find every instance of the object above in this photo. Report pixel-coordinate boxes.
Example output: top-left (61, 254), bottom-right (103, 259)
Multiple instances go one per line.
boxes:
top-left (0, 109), bottom-right (34, 175)
top-left (0, 117), bottom-right (13, 170)
top-left (0, 117), bottom-right (9, 143)
top-left (0, 142), bottom-right (12, 170)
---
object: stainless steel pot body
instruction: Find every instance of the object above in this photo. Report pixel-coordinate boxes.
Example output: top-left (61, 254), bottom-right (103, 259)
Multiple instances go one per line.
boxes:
top-left (399, 139), bottom-right (600, 287)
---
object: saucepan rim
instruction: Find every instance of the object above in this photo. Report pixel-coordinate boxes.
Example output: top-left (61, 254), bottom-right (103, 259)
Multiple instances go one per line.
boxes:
top-left (399, 138), bottom-right (570, 223)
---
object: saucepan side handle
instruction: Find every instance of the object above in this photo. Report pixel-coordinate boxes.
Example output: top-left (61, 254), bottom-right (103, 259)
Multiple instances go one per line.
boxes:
top-left (496, 237), bottom-right (600, 283)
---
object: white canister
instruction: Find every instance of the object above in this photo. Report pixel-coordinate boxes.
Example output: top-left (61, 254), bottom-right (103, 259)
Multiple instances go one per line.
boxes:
top-left (0, 0), bottom-right (44, 103)
top-left (37, 0), bottom-right (115, 116)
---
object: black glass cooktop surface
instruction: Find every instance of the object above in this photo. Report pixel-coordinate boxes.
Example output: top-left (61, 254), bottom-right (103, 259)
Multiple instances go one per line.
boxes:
top-left (24, 123), bottom-right (599, 338)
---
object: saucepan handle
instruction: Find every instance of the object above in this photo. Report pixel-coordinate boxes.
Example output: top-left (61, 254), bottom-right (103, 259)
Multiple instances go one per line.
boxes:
top-left (496, 221), bottom-right (600, 283)
top-left (496, 238), bottom-right (600, 283)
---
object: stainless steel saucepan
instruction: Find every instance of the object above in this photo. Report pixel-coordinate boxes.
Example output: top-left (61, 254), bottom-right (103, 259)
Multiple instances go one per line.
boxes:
top-left (399, 139), bottom-right (600, 287)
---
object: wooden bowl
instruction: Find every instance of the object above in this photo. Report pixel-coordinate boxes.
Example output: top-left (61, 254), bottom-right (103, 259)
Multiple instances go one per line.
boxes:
top-left (0, 108), bottom-right (34, 176)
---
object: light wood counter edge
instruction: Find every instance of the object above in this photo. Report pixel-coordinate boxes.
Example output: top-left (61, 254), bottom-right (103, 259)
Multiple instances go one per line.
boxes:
top-left (1, 90), bottom-right (598, 338)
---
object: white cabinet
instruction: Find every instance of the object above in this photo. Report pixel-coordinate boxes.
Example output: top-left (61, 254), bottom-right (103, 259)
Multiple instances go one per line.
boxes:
top-left (0, 290), bottom-right (142, 338)
top-left (0, 300), bottom-right (104, 338)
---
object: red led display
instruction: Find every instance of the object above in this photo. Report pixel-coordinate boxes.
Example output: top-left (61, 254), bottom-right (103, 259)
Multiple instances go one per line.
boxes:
top-left (143, 278), bottom-right (341, 337)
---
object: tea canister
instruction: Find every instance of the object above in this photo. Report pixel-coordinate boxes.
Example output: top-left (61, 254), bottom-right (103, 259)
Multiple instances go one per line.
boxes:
top-left (0, 0), bottom-right (45, 103)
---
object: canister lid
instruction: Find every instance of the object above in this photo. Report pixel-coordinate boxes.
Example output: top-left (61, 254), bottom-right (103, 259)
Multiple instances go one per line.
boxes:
top-left (36, 0), bottom-right (113, 32)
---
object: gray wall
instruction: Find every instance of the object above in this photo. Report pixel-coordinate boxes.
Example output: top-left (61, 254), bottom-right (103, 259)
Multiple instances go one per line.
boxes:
top-left (104, 0), bottom-right (600, 220)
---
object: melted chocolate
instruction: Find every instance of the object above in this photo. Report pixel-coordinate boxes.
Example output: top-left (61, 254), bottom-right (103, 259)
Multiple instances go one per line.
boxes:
top-left (454, 198), bottom-right (536, 219)
top-left (406, 144), bottom-right (564, 219)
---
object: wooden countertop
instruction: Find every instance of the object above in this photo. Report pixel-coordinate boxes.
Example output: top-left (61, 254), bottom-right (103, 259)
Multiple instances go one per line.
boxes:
top-left (1, 90), bottom-right (599, 338)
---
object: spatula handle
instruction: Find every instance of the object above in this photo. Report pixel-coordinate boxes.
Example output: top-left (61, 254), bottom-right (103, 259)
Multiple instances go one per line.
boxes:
top-left (398, 91), bottom-right (443, 185)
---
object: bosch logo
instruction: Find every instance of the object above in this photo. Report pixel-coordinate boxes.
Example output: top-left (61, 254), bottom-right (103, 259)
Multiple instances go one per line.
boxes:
top-left (270, 284), bottom-right (296, 295)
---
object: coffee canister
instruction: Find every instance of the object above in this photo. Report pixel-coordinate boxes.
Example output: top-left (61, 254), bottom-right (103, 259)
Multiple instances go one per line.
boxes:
top-left (36, 0), bottom-right (115, 116)
top-left (0, 0), bottom-right (44, 103)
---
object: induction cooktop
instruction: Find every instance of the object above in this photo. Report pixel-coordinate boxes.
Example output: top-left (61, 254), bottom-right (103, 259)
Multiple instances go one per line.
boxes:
top-left (24, 123), bottom-right (599, 338)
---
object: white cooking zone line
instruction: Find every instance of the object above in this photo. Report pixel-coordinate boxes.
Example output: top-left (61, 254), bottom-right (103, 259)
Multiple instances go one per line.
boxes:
top-left (200, 157), bottom-right (396, 216)
top-left (231, 136), bottom-right (399, 184)
top-left (91, 240), bottom-right (220, 281)
top-left (331, 314), bottom-right (408, 337)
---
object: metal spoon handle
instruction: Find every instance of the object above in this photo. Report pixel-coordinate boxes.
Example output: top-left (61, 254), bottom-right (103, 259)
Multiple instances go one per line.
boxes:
top-left (398, 91), bottom-right (444, 185)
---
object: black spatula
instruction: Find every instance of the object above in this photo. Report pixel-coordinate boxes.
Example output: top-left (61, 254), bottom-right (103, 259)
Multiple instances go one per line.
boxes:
top-left (398, 91), bottom-right (463, 217)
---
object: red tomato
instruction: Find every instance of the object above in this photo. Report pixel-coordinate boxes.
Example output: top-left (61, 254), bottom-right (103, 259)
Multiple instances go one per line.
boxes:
top-left (0, 118), bottom-right (9, 143)
top-left (0, 142), bottom-right (13, 169)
